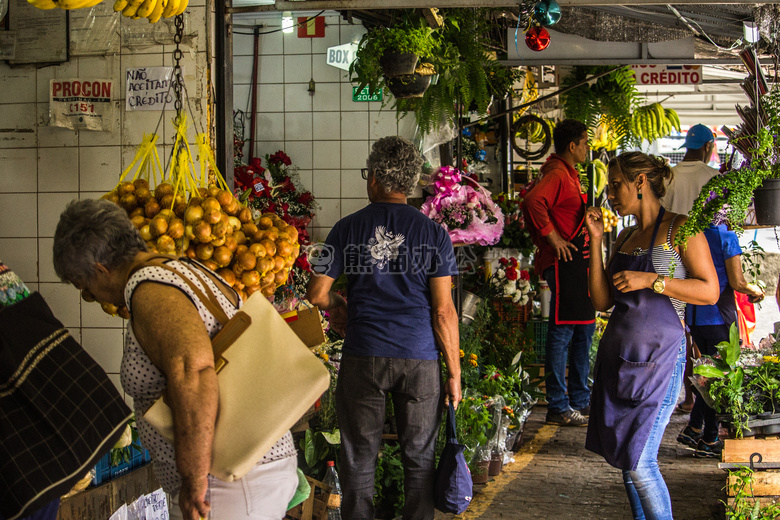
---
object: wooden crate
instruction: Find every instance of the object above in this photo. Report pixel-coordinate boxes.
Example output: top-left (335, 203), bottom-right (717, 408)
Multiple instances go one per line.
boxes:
top-left (286, 476), bottom-right (330, 520)
top-left (722, 438), bottom-right (780, 464)
top-left (722, 438), bottom-right (780, 507)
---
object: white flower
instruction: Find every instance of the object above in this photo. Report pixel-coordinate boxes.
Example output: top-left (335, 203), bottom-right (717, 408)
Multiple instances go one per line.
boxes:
top-left (512, 292), bottom-right (522, 303)
top-left (496, 268), bottom-right (506, 280)
top-left (503, 285), bottom-right (516, 297)
top-left (519, 295), bottom-right (529, 305)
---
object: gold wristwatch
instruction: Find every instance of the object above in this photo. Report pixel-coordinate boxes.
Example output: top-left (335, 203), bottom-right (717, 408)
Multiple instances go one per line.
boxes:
top-left (652, 275), bottom-right (666, 294)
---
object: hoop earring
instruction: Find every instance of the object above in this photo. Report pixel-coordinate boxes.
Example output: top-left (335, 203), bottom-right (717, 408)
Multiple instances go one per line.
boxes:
top-left (637, 188), bottom-right (643, 200)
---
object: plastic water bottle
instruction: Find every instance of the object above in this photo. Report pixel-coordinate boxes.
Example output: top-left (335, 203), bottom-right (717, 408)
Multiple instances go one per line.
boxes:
top-left (322, 460), bottom-right (342, 519)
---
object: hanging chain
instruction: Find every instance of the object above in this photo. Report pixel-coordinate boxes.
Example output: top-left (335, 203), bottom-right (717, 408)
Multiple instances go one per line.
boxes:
top-left (172, 14), bottom-right (185, 123)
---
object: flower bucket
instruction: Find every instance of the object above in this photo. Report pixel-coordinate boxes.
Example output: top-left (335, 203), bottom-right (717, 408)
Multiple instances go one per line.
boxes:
top-left (488, 452), bottom-right (503, 476)
top-left (460, 291), bottom-right (483, 325)
top-left (470, 460), bottom-right (490, 485)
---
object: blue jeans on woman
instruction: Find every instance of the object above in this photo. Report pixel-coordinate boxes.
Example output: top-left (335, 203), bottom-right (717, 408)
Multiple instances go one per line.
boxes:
top-left (543, 267), bottom-right (595, 413)
top-left (622, 337), bottom-right (687, 520)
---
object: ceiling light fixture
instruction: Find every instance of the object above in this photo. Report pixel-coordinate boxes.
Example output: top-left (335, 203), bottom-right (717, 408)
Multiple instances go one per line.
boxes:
top-left (743, 21), bottom-right (759, 44)
top-left (282, 11), bottom-right (294, 34)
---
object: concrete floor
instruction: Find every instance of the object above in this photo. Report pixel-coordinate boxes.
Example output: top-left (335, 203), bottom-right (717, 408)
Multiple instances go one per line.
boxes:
top-left (436, 405), bottom-right (725, 520)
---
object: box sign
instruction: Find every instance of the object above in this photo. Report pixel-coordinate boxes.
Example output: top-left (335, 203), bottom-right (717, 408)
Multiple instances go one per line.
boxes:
top-left (298, 16), bottom-right (325, 38)
top-left (125, 66), bottom-right (174, 111)
top-left (50, 78), bottom-right (113, 131)
top-left (631, 65), bottom-right (702, 85)
top-left (352, 86), bottom-right (382, 102)
top-left (326, 43), bottom-right (357, 71)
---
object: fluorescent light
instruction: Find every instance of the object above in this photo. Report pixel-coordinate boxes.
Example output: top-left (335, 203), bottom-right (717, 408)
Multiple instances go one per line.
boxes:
top-left (743, 22), bottom-right (759, 44)
top-left (282, 11), bottom-right (294, 33)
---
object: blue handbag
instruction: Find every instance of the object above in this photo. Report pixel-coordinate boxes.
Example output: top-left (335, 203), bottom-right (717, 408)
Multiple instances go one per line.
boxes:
top-left (433, 402), bottom-right (473, 514)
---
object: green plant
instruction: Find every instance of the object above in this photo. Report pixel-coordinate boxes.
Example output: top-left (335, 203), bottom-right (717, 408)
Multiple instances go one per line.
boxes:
top-left (747, 360), bottom-right (780, 414)
top-left (724, 466), bottom-right (780, 519)
top-left (677, 84), bottom-right (780, 246)
top-left (694, 323), bottom-right (762, 437)
top-left (373, 442), bottom-right (405, 518)
top-left (742, 240), bottom-right (767, 292)
top-left (298, 428), bottom-right (341, 481)
top-left (350, 18), bottom-right (438, 96)
top-left (395, 8), bottom-right (521, 134)
top-left (560, 66), bottom-right (640, 148)
top-left (455, 394), bottom-right (493, 462)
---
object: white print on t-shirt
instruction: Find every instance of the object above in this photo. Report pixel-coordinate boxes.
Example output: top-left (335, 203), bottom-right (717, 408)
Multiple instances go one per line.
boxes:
top-left (369, 226), bottom-right (405, 269)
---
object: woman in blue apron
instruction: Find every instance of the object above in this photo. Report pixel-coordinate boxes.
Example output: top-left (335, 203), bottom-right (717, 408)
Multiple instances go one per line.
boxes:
top-left (584, 152), bottom-right (719, 520)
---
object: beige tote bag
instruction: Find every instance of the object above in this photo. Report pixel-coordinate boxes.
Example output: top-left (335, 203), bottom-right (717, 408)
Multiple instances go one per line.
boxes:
top-left (131, 256), bottom-right (330, 481)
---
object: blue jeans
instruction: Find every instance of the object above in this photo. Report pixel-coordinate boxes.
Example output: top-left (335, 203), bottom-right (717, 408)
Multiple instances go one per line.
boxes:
top-left (622, 338), bottom-right (687, 520)
top-left (335, 355), bottom-right (442, 520)
top-left (543, 267), bottom-right (595, 413)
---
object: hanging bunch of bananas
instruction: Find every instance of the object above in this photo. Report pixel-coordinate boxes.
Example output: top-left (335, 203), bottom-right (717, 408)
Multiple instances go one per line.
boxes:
top-left (592, 159), bottom-right (608, 197)
top-left (630, 103), bottom-right (682, 143)
top-left (589, 118), bottom-right (621, 152)
top-left (114, 0), bottom-right (187, 23)
top-left (27, 0), bottom-right (102, 10)
top-left (515, 116), bottom-right (555, 144)
top-left (514, 69), bottom-right (538, 119)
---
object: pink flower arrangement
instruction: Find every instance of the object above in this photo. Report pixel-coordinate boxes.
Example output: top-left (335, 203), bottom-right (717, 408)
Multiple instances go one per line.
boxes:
top-left (420, 166), bottom-right (504, 246)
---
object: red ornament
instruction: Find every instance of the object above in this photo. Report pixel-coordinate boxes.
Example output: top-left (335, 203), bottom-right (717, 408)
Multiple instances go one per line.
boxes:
top-left (525, 26), bottom-right (551, 51)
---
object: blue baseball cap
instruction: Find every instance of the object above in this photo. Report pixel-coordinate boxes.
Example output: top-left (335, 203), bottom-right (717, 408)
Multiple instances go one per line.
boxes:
top-left (679, 124), bottom-right (714, 149)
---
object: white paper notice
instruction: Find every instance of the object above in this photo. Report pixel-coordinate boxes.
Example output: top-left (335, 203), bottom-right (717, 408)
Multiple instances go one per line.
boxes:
top-left (145, 488), bottom-right (169, 520)
top-left (109, 503), bottom-right (128, 520)
top-left (126, 67), bottom-right (175, 111)
top-left (49, 78), bottom-right (114, 131)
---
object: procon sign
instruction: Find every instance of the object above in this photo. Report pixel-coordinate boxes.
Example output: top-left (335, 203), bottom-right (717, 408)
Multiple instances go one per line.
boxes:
top-left (630, 65), bottom-right (702, 85)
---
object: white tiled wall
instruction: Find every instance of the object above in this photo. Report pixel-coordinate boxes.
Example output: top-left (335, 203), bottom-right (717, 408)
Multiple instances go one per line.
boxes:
top-left (232, 12), bottom-right (415, 241)
top-left (0, 6), bottom-right (210, 405)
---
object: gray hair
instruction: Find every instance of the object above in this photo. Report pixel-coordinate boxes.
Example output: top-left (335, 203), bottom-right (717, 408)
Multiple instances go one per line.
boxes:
top-left (366, 136), bottom-right (423, 196)
top-left (53, 198), bottom-right (147, 286)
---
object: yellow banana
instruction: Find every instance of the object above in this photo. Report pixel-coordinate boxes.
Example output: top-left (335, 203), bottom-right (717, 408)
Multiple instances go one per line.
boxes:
top-left (121, 0), bottom-right (143, 15)
top-left (162, 0), bottom-right (178, 17)
top-left (113, 0), bottom-right (128, 10)
top-left (81, 0), bottom-right (104, 8)
top-left (173, 0), bottom-right (187, 16)
top-left (147, 0), bottom-right (165, 22)
top-left (136, 0), bottom-right (157, 19)
top-left (28, 0), bottom-right (58, 9)
top-left (54, 0), bottom-right (91, 10)
top-left (123, 2), bottom-right (140, 16)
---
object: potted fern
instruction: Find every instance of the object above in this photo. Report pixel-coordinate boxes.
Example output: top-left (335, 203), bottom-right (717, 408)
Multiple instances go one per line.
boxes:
top-left (349, 22), bottom-right (438, 97)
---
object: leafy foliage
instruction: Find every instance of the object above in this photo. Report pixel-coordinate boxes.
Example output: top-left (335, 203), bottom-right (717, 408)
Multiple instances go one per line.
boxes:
top-left (560, 66), bottom-right (640, 148)
top-left (373, 443), bottom-right (405, 518)
top-left (677, 84), bottom-right (780, 244)
top-left (389, 9), bottom-right (521, 134)
top-left (724, 467), bottom-right (780, 519)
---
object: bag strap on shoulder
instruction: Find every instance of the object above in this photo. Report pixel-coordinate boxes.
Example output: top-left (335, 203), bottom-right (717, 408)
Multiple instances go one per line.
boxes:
top-left (126, 254), bottom-right (231, 325)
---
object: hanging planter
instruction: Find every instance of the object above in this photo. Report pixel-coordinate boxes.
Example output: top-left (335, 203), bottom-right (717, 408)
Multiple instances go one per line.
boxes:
top-left (387, 72), bottom-right (432, 99)
top-left (379, 52), bottom-right (418, 77)
top-left (386, 62), bottom-right (435, 99)
top-left (753, 178), bottom-right (780, 226)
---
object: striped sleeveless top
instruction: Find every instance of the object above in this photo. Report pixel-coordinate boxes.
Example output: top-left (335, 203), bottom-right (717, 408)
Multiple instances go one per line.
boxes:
top-left (617, 214), bottom-right (688, 320)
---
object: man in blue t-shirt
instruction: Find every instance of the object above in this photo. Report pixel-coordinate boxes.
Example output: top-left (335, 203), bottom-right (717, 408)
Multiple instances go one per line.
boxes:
top-left (677, 224), bottom-right (764, 458)
top-left (307, 136), bottom-right (461, 520)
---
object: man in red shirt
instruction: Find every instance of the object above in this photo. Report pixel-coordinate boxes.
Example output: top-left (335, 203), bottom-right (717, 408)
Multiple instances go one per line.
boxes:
top-left (523, 119), bottom-right (596, 427)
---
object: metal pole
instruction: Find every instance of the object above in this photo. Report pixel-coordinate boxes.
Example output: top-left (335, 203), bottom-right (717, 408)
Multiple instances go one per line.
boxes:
top-left (216, 0), bottom-right (235, 188)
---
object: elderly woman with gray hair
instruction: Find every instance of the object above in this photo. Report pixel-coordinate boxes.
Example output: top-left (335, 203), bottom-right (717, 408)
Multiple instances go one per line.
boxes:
top-left (307, 136), bottom-right (461, 520)
top-left (52, 199), bottom-right (298, 520)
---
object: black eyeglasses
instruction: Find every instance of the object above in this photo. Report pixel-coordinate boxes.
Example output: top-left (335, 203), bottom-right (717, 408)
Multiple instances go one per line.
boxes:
top-left (361, 168), bottom-right (369, 180)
